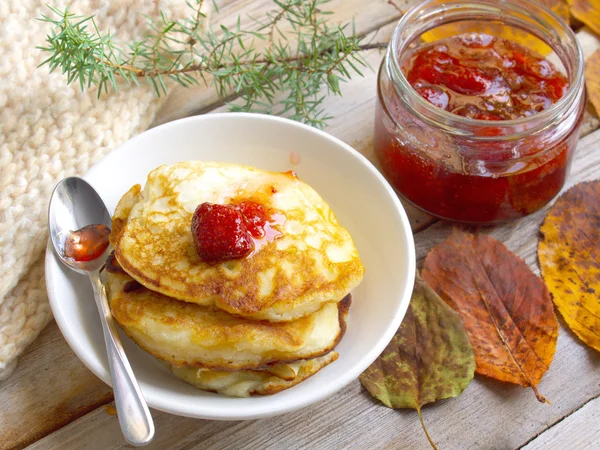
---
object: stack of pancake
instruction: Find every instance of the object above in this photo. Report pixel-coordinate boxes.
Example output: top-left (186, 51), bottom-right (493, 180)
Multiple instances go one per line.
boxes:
top-left (106, 161), bottom-right (364, 397)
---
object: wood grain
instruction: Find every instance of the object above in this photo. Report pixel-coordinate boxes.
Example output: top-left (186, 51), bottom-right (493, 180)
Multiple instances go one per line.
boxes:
top-left (27, 317), bottom-right (600, 450)
top-left (521, 396), bottom-right (600, 450)
top-left (0, 323), bottom-right (113, 450)
top-left (580, 27), bottom-right (600, 137)
top-left (580, 27), bottom-right (600, 60)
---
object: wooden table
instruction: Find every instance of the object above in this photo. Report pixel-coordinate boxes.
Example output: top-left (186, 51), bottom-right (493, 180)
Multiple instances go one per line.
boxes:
top-left (2, 1), bottom-right (599, 449)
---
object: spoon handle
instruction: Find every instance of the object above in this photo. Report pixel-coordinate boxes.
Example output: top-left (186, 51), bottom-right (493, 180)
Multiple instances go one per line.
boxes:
top-left (89, 271), bottom-right (155, 447)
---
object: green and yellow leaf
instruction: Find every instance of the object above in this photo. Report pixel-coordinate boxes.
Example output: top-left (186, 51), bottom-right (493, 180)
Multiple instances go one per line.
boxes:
top-left (360, 276), bottom-right (475, 449)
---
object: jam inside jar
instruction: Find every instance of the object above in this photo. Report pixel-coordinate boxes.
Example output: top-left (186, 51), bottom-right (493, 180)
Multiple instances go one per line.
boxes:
top-left (374, 0), bottom-right (586, 224)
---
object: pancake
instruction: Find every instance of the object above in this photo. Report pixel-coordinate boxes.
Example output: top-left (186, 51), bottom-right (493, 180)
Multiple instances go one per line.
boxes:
top-left (109, 183), bottom-right (140, 247)
top-left (112, 162), bottom-right (364, 321)
top-left (106, 253), bottom-right (351, 370)
top-left (168, 352), bottom-right (338, 397)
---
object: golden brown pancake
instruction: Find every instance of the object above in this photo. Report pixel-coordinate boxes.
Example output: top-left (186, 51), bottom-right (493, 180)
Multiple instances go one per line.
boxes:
top-left (106, 253), bottom-right (350, 370)
top-left (169, 352), bottom-right (338, 397)
top-left (112, 162), bottom-right (364, 321)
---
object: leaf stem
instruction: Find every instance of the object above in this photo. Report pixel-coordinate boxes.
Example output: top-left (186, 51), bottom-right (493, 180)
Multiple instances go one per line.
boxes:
top-left (532, 385), bottom-right (550, 404)
top-left (417, 407), bottom-right (438, 450)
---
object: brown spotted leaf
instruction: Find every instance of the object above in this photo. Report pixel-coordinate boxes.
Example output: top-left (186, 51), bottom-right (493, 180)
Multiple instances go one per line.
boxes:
top-left (422, 230), bottom-right (558, 403)
top-left (360, 276), bottom-right (475, 449)
top-left (586, 50), bottom-right (600, 118)
top-left (568, 0), bottom-right (600, 35)
top-left (538, 181), bottom-right (600, 352)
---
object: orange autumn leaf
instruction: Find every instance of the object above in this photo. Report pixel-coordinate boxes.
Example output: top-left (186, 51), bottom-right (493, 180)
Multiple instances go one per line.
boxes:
top-left (422, 230), bottom-right (558, 403)
top-left (538, 181), bottom-right (600, 352)
top-left (568, 0), bottom-right (600, 35)
top-left (421, 0), bottom-right (570, 55)
top-left (586, 50), bottom-right (600, 118)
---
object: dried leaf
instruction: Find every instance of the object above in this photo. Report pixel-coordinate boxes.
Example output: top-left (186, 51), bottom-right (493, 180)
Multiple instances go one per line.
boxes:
top-left (421, 0), bottom-right (569, 55)
top-left (586, 50), bottom-right (600, 118)
top-left (545, 0), bottom-right (573, 23)
top-left (538, 181), bottom-right (600, 352)
top-left (360, 276), bottom-right (475, 449)
top-left (568, 0), bottom-right (600, 35)
top-left (422, 230), bottom-right (558, 403)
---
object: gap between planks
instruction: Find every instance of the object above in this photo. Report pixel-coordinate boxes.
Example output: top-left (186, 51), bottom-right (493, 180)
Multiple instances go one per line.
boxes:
top-left (519, 393), bottom-right (600, 450)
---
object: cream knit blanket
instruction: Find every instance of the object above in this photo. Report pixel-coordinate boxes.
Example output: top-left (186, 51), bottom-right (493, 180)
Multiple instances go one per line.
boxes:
top-left (0, 0), bottom-right (208, 380)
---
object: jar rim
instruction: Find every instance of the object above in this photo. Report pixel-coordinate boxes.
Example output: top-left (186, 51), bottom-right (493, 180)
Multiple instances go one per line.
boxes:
top-left (387, 0), bottom-right (585, 137)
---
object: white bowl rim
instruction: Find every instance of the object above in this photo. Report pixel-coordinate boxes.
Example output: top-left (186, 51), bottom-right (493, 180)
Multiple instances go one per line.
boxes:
top-left (44, 112), bottom-right (416, 420)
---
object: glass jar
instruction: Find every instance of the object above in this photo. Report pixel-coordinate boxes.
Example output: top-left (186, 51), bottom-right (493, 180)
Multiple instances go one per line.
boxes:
top-left (374, 0), bottom-right (585, 224)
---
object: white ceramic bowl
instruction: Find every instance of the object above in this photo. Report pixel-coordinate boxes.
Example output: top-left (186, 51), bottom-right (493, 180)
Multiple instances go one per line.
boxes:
top-left (45, 113), bottom-right (415, 420)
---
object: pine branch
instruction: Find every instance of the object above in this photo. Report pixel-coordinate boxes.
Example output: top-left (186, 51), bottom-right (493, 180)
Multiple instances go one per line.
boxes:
top-left (37, 0), bottom-right (388, 128)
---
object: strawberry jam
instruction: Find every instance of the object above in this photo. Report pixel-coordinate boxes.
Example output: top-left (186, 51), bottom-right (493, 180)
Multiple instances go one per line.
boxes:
top-left (191, 201), bottom-right (283, 263)
top-left (404, 34), bottom-right (569, 120)
top-left (64, 224), bottom-right (111, 262)
top-left (375, 32), bottom-right (585, 223)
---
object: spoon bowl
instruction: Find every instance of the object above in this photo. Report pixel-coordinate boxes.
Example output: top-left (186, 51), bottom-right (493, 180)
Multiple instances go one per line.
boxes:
top-left (49, 177), bottom-right (112, 273)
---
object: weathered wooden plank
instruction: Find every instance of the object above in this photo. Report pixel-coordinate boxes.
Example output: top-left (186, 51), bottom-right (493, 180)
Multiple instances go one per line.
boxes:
top-left (26, 321), bottom-right (600, 450)
top-left (25, 130), bottom-right (600, 450)
top-left (521, 396), bottom-right (600, 450)
top-left (0, 322), bottom-right (113, 450)
top-left (579, 27), bottom-right (600, 60)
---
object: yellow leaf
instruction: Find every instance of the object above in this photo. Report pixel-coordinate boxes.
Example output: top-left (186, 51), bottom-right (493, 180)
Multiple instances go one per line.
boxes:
top-left (585, 50), bottom-right (600, 118)
top-left (568, 0), bottom-right (600, 35)
top-left (421, 0), bottom-right (569, 55)
top-left (538, 181), bottom-right (600, 352)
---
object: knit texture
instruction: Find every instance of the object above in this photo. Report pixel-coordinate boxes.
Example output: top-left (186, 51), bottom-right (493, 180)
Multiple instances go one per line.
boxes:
top-left (0, 0), bottom-right (208, 380)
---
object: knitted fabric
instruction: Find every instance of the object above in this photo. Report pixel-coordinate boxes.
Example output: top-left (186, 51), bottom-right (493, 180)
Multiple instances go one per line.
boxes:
top-left (0, 0), bottom-right (207, 380)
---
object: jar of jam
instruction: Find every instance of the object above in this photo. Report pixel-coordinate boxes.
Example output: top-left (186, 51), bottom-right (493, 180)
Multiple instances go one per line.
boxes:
top-left (374, 0), bottom-right (585, 224)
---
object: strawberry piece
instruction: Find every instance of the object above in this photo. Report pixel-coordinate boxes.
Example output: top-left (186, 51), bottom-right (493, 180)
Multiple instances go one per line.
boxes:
top-left (235, 201), bottom-right (268, 238)
top-left (191, 203), bottom-right (254, 263)
top-left (415, 86), bottom-right (450, 110)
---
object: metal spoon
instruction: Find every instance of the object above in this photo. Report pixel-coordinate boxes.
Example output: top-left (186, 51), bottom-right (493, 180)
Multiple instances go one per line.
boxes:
top-left (48, 177), bottom-right (154, 447)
